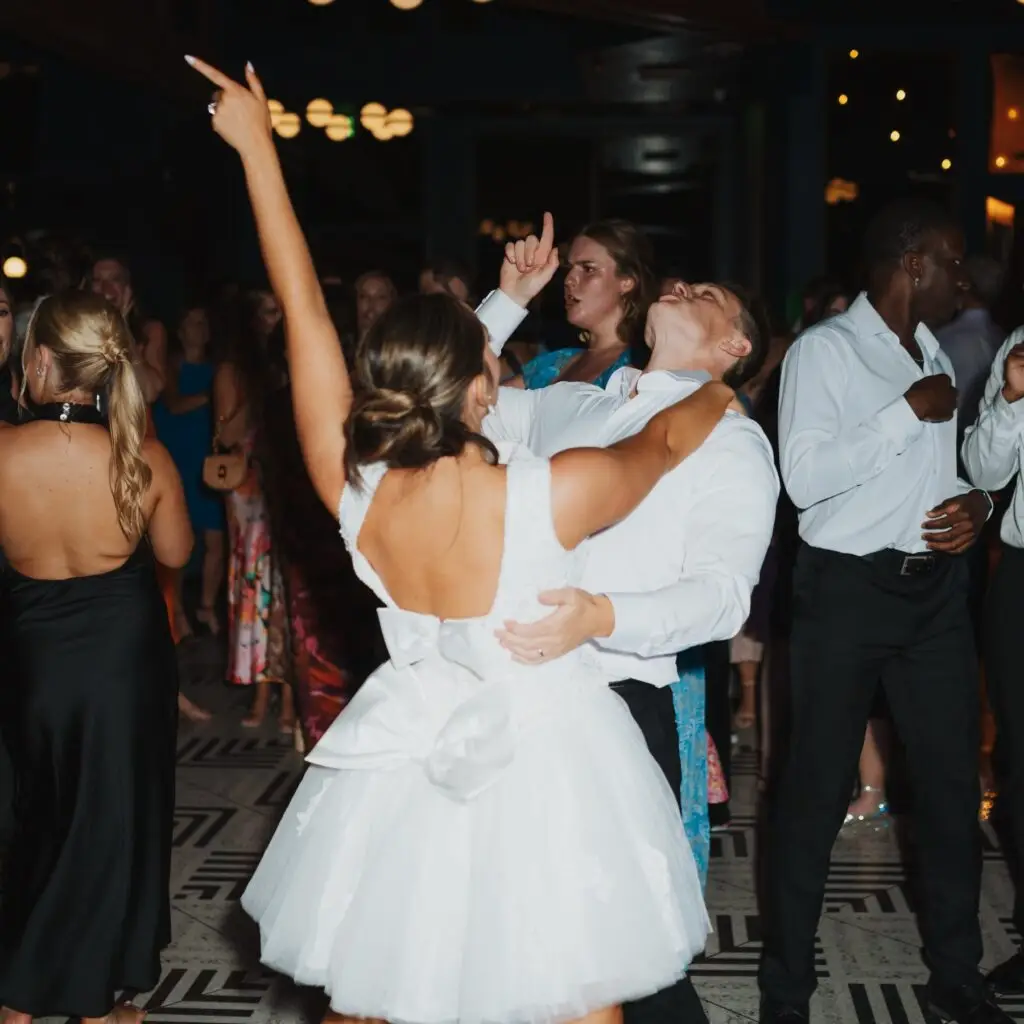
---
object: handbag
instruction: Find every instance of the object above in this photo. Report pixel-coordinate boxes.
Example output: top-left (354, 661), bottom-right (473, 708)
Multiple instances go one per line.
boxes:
top-left (202, 410), bottom-right (247, 492)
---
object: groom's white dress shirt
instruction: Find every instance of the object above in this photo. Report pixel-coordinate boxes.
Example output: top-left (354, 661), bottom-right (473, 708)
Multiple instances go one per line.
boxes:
top-left (477, 289), bottom-right (779, 686)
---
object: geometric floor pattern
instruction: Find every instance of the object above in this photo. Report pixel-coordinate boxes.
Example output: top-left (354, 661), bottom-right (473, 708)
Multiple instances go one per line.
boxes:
top-left (34, 638), bottom-right (1022, 1022)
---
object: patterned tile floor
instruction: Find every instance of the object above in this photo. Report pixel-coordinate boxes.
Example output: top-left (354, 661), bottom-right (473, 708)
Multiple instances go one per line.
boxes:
top-left (38, 638), bottom-right (1021, 1023)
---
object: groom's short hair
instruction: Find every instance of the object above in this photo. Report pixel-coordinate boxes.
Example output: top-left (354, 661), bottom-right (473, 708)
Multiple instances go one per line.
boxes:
top-left (721, 283), bottom-right (770, 389)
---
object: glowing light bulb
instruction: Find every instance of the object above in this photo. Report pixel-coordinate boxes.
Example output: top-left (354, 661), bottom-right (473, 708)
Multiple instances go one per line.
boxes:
top-left (849, 49), bottom-right (859, 59)
top-left (360, 102), bottom-right (387, 131)
top-left (1010, 108), bottom-right (1020, 121)
top-left (274, 113), bottom-right (301, 139)
top-left (390, 0), bottom-right (423, 8)
top-left (941, 158), bottom-right (952, 171)
top-left (2, 255), bottom-right (27, 279)
top-left (896, 89), bottom-right (906, 101)
top-left (385, 108), bottom-right (414, 137)
top-left (890, 130), bottom-right (900, 142)
top-left (996, 155), bottom-right (1008, 168)
top-left (325, 114), bottom-right (354, 141)
top-left (306, 98), bottom-right (333, 127)
top-left (838, 94), bottom-right (849, 106)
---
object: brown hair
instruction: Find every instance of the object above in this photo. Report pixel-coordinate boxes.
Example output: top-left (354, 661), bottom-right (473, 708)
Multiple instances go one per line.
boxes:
top-left (0, 273), bottom-right (11, 364)
top-left (721, 282), bottom-right (771, 389)
top-left (344, 292), bottom-right (498, 485)
top-left (355, 270), bottom-right (398, 300)
top-left (23, 290), bottom-right (152, 538)
top-left (575, 219), bottom-right (659, 363)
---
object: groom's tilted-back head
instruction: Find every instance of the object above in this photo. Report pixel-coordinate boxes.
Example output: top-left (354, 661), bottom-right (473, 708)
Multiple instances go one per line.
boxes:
top-left (644, 280), bottom-right (770, 387)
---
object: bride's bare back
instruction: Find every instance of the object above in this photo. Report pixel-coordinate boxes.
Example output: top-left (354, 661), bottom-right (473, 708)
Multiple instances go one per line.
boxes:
top-left (0, 422), bottom-right (191, 580)
top-left (358, 455), bottom-right (509, 620)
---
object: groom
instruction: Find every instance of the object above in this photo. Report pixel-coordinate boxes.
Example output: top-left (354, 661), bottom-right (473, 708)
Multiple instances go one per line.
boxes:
top-left (475, 217), bottom-right (779, 1024)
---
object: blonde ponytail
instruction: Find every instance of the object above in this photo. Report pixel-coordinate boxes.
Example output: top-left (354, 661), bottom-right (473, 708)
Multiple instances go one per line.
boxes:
top-left (25, 290), bottom-right (155, 540)
top-left (106, 354), bottom-right (152, 539)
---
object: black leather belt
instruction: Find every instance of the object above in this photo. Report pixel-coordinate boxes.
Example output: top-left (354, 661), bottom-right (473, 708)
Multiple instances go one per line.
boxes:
top-left (862, 549), bottom-right (940, 576)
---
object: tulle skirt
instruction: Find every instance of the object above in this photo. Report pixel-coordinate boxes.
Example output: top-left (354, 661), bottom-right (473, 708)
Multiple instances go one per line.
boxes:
top-left (241, 665), bottom-right (710, 1024)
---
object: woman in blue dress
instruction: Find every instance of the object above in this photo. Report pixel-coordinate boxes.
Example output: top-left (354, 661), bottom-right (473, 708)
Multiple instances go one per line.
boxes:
top-left (510, 219), bottom-right (657, 390)
top-left (512, 218), bottom-right (712, 881)
top-left (153, 304), bottom-right (226, 641)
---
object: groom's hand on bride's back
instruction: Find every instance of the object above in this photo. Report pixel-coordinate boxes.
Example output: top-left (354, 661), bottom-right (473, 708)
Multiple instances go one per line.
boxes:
top-left (495, 588), bottom-right (615, 664)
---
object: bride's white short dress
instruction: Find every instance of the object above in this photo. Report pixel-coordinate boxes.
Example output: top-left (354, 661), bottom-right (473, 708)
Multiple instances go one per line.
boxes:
top-left (241, 448), bottom-right (710, 1024)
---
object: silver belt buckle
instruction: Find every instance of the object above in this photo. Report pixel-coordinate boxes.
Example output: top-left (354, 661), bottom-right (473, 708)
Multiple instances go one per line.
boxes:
top-left (899, 553), bottom-right (932, 576)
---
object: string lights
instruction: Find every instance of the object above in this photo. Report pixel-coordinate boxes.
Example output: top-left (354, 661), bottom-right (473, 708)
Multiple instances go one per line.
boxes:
top-left (479, 219), bottom-right (536, 242)
top-left (265, 95), bottom-right (415, 142)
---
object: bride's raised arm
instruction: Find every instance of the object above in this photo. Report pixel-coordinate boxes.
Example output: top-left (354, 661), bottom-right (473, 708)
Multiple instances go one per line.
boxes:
top-left (187, 57), bottom-right (350, 514)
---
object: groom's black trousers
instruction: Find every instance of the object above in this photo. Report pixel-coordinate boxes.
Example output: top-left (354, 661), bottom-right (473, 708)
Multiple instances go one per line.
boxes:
top-left (610, 679), bottom-right (709, 1024)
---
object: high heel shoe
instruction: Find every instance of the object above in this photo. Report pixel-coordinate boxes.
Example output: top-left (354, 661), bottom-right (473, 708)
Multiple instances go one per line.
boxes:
top-left (842, 784), bottom-right (889, 832)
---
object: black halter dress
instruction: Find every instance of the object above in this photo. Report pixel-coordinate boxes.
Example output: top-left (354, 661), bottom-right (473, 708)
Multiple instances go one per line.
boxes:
top-left (0, 401), bottom-right (178, 1017)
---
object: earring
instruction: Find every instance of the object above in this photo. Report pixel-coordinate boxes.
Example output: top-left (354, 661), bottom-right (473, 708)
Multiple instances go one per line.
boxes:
top-left (913, 277), bottom-right (921, 288)
top-left (35, 365), bottom-right (44, 378)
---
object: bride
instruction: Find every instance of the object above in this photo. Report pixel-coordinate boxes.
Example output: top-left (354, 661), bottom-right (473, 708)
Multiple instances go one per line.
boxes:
top-left (189, 56), bottom-right (735, 1024)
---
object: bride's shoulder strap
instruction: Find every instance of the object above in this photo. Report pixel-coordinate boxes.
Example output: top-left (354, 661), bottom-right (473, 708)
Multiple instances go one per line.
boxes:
top-left (503, 453), bottom-right (561, 553)
top-left (337, 461), bottom-right (389, 552)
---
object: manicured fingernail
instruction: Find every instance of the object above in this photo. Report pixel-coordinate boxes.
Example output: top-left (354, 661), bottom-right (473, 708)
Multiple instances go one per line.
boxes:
top-left (246, 61), bottom-right (254, 73)
top-left (184, 54), bottom-right (196, 65)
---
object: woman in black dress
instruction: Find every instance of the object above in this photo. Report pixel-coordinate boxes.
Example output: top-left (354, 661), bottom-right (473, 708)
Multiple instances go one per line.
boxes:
top-left (0, 290), bottom-right (193, 1023)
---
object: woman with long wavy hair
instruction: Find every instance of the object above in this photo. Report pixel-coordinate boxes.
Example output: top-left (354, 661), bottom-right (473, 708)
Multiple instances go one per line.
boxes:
top-left (0, 290), bottom-right (192, 1023)
top-left (512, 218), bottom-right (658, 390)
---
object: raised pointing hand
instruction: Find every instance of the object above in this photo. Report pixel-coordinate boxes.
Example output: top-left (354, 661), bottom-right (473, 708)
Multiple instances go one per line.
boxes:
top-left (498, 211), bottom-right (560, 308)
top-left (185, 55), bottom-right (273, 155)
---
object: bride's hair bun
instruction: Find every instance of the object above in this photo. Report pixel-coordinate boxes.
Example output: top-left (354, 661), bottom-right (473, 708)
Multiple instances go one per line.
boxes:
top-left (345, 293), bottom-right (499, 484)
top-left (347, 387), bottom-right (443, 469)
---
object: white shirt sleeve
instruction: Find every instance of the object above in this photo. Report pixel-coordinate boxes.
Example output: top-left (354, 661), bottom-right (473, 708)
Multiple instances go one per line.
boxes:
top-left (779, 331), bottom-right (925, 509)
top-left (475, 290), bottom-right (529, 356)
top-left (595, 424), bottom-right (779, 658)
top-left (482, 386), bottom-right (543, 444)
top-left (962, 330), bottom-right (1024, 492)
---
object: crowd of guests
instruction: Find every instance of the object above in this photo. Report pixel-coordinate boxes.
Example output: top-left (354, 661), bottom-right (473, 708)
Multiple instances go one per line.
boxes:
top-left (2, 66), bottom-right (1024, 1024)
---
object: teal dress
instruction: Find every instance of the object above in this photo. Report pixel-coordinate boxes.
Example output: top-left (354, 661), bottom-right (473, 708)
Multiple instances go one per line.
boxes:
top-left (522, 348), bottom-right (710, 885)
top-left (152, 361), bottom-right (225, 535)
top-left (521, 348), bottom-right (631, 391)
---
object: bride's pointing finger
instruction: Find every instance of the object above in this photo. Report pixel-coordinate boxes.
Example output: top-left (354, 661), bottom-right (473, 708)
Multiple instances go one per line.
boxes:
top-left (184, 55), bottom-right (236, 90)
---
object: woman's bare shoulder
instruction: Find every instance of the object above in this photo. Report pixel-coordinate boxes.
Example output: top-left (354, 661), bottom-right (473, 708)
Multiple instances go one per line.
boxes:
top-left (142, 436), bottom-right (176, 475)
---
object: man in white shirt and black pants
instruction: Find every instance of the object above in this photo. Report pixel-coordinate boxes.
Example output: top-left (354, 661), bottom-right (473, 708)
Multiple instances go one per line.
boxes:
top-left (477, 228), bottom-right (779, 1024)
top-left (963, 330), bottom-right (1024, 997)
top-left (759, 200), bottom-right (1008, 1024)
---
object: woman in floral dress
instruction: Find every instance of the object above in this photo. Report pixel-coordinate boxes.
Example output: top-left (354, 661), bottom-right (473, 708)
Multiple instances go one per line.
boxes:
top-left (214, 290), bottom-right (291, 730)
